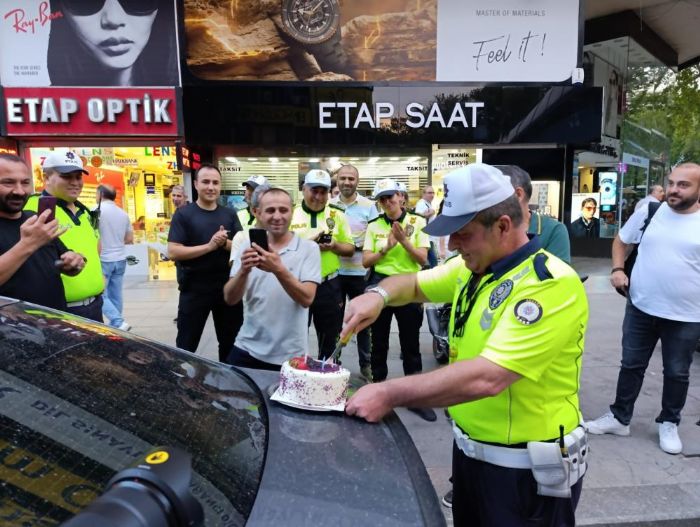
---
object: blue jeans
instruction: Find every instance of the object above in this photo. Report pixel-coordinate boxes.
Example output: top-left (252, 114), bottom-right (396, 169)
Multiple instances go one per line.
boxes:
top-left (101, 259), bottom-right (126, 327)
top-left (610, 301), bottom-right (700, 425)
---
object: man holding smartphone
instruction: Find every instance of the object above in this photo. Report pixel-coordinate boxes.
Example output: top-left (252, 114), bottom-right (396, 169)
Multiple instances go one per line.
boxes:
top-left (1, 154), bottom-right (85, 310)
top-left (24, 151), bottom-right (103, 321)
top-left (290, 169), bottom-right (354, 360)
top-left (224, 187), bottom-right (321, 369)
top-left (168, 164), bottom-right (243, 361)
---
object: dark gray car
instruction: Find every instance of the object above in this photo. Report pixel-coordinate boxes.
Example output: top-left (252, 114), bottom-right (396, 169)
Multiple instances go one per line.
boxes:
top-left (0, 297), bottom-right (444, 526)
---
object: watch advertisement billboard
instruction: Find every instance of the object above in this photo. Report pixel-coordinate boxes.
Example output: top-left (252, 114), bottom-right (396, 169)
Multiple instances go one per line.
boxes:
top-left (183, 0), bottom-right (580, 83)
top-left (0, 0), bottom-right (180, 87)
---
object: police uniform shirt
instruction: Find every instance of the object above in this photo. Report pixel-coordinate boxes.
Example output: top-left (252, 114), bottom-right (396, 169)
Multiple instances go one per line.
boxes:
top-left (237, 207), bottom-right (256, 231)
top-left (364, 211), bottom-right (430, 275)
top-left (25, 194), bottom-right (103, 303)
top-left (330, 194), bottom-right (378, 276)
top-left (290, 202), bottom-right (353, 278)
top-left (417, 238), bottom-right (588, 444)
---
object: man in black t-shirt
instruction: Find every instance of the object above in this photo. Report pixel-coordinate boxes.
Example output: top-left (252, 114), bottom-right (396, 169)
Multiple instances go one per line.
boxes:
top-left (167, 164), bottom-right (243, 361)
top-left (0, 154), bottom-right (85, 310)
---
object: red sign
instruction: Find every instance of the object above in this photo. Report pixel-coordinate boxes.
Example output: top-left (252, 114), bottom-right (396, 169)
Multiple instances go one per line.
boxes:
top-left (4, 87), bottom-right (179, 136)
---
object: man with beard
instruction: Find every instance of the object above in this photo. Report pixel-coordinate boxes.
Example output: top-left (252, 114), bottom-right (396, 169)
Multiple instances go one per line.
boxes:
top-left (0, 154), bottom-right (85, 310)
top-left (224, 187), bottom-right (321, 369)
top-left (330, 164), bottom-right (377, 379)
top-left (586, 163), bottom-right (700, 455)
top-left (168, 164), bottom-right (243, 361)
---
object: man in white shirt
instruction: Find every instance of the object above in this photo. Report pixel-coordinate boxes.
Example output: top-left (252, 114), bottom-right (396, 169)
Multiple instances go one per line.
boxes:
top-left (97, 184), bottom-right (133, 330)
top-left (414, 185), bottom-right (438, 267)
top-left (586, 163), bottom-right (700, 455)
top-left (330, 164), bottom-right (378, 379)
top-left (223, 187), bottom-right (321, 369)
top-left (634, 184), bottom-right (665, 211)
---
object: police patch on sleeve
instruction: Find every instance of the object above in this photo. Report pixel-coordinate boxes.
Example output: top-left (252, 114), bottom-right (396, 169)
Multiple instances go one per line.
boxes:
top-left (514, 299), bottom-right (543, 325)
top-left (489, 279), bottom-right (513, 310)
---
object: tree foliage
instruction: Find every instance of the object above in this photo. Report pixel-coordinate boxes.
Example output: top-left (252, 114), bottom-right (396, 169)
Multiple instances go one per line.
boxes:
top-left (625, 65), bottom-right (700, 165)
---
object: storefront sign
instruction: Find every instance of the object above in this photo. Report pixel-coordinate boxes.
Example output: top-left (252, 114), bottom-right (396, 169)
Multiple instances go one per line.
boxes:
top-left (178, 145), bottom-right (202, 171)
top-left (318, 101), bottom-right (485, 129)
top-left (4, 88), bottom-right (179, 136)
top-left (622, 153), bottom-right (650, 170)
top-left (0, 136), bottom-right (18, 154)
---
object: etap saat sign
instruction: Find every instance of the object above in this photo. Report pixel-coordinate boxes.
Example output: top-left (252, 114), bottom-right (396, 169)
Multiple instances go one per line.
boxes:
top-left (3, 88), bottom-right (179, 136)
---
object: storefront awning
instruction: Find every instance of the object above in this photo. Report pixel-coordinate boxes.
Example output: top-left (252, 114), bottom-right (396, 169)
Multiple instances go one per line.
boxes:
top-left (585, 1), bottom-right (700, 69)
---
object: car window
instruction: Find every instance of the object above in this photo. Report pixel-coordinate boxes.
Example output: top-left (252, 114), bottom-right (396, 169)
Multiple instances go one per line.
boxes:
top-left (0, 302), bottom-right (267, 526)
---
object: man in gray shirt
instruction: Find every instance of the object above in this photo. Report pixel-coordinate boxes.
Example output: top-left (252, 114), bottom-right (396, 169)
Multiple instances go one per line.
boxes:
top-left (223, 187), bottom-right (321, 369)
top-left (97, 184), bottom-right (133, 330)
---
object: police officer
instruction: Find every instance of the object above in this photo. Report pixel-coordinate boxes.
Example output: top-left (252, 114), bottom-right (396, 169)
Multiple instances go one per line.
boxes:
top-left (363, 178), bottom-right (432, 420)
top-left (290, 169), bottom-right (354, 360)
top-left (238, 175), bottom-right (268, 230)
top-left (25, 151), bottom-right (103, 321)
top-left (344, 164), bottom-right (589, 526)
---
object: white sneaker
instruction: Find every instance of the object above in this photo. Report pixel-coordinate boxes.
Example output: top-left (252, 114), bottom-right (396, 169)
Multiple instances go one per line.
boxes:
top-left (658, 422), bottom-right (682, 454)
top-left (584, 411), bottom-right (630, 436)
top-left (118, 322), bottom-right (132, 332)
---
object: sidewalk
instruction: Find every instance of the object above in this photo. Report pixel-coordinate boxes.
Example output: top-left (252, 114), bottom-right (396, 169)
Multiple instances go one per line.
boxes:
top-left (121, 256), bottom-right (700, 526)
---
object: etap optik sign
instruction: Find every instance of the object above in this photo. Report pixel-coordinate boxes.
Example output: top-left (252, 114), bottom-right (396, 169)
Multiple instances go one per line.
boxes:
top-left (3, 87), bottom-right (179, 136)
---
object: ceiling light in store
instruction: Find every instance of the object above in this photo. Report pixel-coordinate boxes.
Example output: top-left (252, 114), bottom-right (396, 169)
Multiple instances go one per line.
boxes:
top-left (407, 157), bottom-right (419, 162)
top-left (248, 158), bottom-right (258, 161)
top-left (368, 157), bottom-right (379, 163)
top-left (330, 157), bottom-right (340, 163)
top-left (350, 157), bottom-right (359, 161)
top-left (309, 158), bottom-right (320, 162)
top-left (225, 157), bottom-right (238, 163)
top-left (290, 157), bottom-right (299, 161)
top-left (270, 157), bottom-right (279, 163)
top-left (390, 157), bottom-right (399, 161)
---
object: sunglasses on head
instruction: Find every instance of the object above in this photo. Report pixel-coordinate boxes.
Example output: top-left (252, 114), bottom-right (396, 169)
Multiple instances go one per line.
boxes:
top-left (62, 0), bottom-right (158, 17)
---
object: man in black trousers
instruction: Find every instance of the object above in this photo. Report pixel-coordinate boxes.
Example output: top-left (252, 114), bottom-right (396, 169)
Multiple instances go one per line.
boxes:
top-left (168, 164), bottom-right (243, 361)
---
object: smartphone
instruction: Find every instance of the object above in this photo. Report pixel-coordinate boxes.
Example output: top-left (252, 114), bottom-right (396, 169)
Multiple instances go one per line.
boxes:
top-left (37, 195), bottom-right (57, 222)
top-left (249, 228), bottom-right (269, 252)
top-left (317, 232), bottom-right (333, 244)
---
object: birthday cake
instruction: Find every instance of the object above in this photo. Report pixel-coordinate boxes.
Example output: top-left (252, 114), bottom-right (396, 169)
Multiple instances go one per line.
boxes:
top-left (277, 356), bottom-right (351, 408)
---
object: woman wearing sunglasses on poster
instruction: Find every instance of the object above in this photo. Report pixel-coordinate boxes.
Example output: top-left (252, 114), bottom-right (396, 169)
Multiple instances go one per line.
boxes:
top-left (48, 0), bottom-right (178, 86)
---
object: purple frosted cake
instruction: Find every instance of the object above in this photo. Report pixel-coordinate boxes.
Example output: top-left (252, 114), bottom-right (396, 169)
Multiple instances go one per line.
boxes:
top-left (278, 356), bottom-right (351, 407)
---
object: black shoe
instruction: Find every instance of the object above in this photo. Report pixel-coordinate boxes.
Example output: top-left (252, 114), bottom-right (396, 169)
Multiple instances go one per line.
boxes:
top-left (407, 407), bottom-right (437, 422)
top-left (442, 489), bottom-right (453, 508)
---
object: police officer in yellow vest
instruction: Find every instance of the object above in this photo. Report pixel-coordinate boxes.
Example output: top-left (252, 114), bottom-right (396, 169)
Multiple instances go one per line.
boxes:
top-left (25, 151), bottom-right (104, 322)
top-left (344, 164), bottom-right (589, 526)
top-left (363, 178), bottom-right (435, 421)
top-left (238, 175), bottom-right (267, 230)
top-left (291, 169), bottom-right (354, 360)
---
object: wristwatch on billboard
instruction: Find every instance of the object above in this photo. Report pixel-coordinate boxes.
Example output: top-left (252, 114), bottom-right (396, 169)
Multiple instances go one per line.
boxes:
top-left (280, 0), bottom-right (348, 72)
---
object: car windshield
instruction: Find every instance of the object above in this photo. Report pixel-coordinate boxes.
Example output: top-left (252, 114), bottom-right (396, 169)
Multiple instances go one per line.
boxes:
top-left (0, 302), bottom-right (267, 527)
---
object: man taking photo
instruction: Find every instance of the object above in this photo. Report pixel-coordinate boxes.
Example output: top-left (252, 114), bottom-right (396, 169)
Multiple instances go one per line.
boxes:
top-left (0, 154), bottom-right (85, 310)
top-left (224, 187), bottom-right (321, 369)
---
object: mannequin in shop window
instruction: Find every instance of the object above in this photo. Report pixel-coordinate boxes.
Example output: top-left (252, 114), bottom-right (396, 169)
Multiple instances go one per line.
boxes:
top-left (570, 198), bottom-right (601, 238)
top-left (47, 0), bottom-right (178, 87)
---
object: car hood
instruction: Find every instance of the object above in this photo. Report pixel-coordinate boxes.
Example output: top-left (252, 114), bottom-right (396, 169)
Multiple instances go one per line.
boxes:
top-left (0, 298), bottom-right (444, 526)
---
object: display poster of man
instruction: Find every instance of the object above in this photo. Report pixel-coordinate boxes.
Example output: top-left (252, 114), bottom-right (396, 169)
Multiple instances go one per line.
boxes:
top-left (183, 0), bottom-right (579, 83)
top-left (0, 0), bottom-right (180, 87)
top-left (569, 192), bottom-right (601, 239)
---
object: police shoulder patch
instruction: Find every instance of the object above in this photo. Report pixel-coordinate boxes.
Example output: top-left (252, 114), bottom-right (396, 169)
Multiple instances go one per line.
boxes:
top-left (489, 279), bottom-right (513, 310)
top-left (513, 299), bottom-right (543, 325)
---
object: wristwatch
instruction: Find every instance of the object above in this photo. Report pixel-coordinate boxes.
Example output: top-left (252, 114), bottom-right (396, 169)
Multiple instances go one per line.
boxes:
top-left (365, 285), bottom-right (389, 306)
top-left (280, 0), bottom-right (348, 72)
